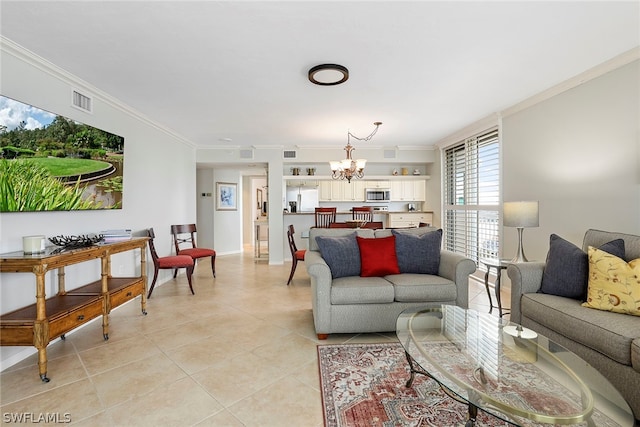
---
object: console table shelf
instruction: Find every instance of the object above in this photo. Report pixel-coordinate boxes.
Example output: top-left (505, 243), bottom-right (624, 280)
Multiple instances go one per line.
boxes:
top-left (0, 238), bottom-right (149, 382)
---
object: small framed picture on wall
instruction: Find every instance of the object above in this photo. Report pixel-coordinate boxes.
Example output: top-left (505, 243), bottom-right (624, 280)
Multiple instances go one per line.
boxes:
top-left (216, 182), bottom-right (237, 210)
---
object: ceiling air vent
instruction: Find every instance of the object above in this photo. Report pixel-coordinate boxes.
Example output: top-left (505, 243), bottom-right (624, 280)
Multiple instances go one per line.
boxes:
top-left (283, 150), bottom-right (297, 159)
top-left (71, 89), bottom-right (92, 113)
top-left (383, 149), bottom-right (397, 159)
top-left (239, 149), bottom-right (254, 159)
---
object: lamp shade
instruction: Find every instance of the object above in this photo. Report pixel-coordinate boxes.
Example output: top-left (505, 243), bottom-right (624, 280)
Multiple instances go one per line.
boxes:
top-left (503, 201), bottom-right (539, 228)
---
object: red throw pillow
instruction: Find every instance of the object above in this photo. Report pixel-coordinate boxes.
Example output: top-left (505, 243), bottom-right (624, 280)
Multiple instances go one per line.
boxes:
top-left (356, 235), bottom-right (400, 277)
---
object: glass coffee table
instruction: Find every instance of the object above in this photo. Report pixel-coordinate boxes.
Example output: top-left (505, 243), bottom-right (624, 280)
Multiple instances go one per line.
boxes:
top-left (396, 306), bottom-right (634, 426)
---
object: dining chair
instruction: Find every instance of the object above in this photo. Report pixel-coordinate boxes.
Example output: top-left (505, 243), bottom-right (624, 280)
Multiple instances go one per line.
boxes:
top-left (147, 228), bottom-right (195, 298)
top-left (286, 224), bottom-right (306, 285)
top-left (315, 207), bottom-right (337, 228)
top-left (352, 206), bottom-right (373, 223)
top-left (170, 224), bottom-right (216, 278)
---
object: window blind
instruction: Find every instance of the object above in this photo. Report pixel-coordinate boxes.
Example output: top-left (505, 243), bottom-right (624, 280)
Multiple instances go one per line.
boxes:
top-left (443, 128), bottom-right (500, 264)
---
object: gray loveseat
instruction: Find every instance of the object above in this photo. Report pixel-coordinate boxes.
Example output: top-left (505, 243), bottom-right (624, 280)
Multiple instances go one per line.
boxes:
top-left (305, 227), bottom-right (476, 340)
top-left (507, 229), bottom-right (640, 420)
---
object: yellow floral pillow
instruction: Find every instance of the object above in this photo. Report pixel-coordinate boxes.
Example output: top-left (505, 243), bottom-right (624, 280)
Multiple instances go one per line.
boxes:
top-left (582, 246), bottom-right (640, 316)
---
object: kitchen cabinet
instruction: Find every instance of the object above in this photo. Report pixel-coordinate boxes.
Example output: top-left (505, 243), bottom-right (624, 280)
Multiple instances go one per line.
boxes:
top-left (387, 212), bottom-right (433, 228)
top-left (390, 180), bottom-right (426, 201)
top-left (0, 238), bottom-right (148, 382)
top-left (319, 180), bottom-right (343, 201)
top-left (342, 180), bottom-right (365, 201)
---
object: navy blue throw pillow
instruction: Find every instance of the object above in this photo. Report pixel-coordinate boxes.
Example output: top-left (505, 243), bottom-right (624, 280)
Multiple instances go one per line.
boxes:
top-left (392, 229), bottom-right (442, 275)
top-left (540, 234), bottom-right (625, 300)
top-left (315, 233), bottom-right (361, 279)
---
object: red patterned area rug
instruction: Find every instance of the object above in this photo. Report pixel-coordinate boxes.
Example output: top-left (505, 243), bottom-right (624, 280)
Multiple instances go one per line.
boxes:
top-left (318, 342), bottom-right (510, 427)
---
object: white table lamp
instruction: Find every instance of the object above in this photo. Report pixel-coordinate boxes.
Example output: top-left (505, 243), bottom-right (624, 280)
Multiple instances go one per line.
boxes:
top-left (503, 201), bottom-right (539, 262)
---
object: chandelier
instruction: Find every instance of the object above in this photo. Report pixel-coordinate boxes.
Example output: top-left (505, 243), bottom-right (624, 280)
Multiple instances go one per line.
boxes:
top-left (330, 122), bottom-right (382, 183)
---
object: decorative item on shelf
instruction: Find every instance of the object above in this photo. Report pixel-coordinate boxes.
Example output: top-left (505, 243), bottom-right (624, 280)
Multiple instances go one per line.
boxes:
top-left (48, 234), bottom-right (104, 249)
top-left (330, 122), bottom-right (382, 183)
top-left (401, 167), bottom-right (408, 175)
top-left (503, 201), bottom-right (539, 262)
top-left (291, 167), bottom-right (300, 176)
top-left (307, 167), bottom-right (316, 176)
top-left (22, 235), bottom-right (46, 254)
top-left (413, 169), bottom-right (420, 175)
top-left (392, 169), bottom-right (398, 176)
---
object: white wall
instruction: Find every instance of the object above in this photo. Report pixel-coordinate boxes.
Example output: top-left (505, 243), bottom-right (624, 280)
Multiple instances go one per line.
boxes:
top-left (501, 60), bottom-right (639, 261)
top-left (0, 41), bottom-right (196, 369)
top-left (211, 169), bottom-right (243, 255)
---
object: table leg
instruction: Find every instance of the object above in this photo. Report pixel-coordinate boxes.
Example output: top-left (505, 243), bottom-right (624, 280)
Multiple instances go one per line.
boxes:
top-left (483, 266), bottom-right (495, 313)
top-left (495, 268), bottom-right (510, 318)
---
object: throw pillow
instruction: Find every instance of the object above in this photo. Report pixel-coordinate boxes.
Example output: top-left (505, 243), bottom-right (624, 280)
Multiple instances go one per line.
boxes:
top-left (582, 246), bottom-right (640, 316)
top-left (356, 235), bottom-right (400, 277)
top-left (315, 233), bottom-right (360, 279)
top-left (392, 228), bottom-right (442, 274)
top-left (540, 234), bottom-right (625, 300)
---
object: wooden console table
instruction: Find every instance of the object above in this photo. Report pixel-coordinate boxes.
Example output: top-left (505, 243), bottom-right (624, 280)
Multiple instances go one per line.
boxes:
top-left (0, 238), bottom-right (148, 382)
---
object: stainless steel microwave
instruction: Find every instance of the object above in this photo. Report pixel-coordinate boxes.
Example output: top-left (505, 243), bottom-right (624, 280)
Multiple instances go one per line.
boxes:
top-left (365, 188), bottom-right (391, 202)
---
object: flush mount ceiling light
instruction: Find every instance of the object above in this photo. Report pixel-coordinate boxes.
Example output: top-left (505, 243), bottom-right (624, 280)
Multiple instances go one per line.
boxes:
top-left (308, 64), bottom-right (349, 86)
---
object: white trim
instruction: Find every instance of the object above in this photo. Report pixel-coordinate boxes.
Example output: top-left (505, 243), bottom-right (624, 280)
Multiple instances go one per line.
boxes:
top-left (1, 36), bottom-right (196, 149)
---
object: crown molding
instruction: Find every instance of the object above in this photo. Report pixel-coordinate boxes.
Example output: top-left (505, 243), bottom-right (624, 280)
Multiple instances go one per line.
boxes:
top-left (1, 36), bottom-right (196, 148)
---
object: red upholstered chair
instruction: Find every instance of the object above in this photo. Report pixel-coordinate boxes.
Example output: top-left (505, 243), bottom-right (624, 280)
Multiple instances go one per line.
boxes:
top-left (170, 224), bottom-right (216, 278)
top-left (147, 228), bottom-right (194, 298)
top-left (315, 207), bottom-right (337, 228)
top-left (287, 224), bottom-right (306, 286)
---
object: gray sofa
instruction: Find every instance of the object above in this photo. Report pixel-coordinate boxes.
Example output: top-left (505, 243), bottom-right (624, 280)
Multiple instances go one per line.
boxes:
top-left (305, 227), bottom-right (476, 339)
top-left (507, 229), bottom-right (640, 420)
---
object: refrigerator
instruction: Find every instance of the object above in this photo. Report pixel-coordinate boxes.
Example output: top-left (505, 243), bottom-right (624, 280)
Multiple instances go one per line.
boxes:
top-left (286, 186), bottom-right (319, 213)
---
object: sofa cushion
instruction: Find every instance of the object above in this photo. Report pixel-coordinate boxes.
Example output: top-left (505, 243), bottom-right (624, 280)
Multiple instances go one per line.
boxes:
top-left (357, 235), bottom-right (400, 277)
top-left (385, 274), bottom-right (457, 303)
top-left (582, 247), bottom-right (640, 316)
top-left (330, 276), bottom-right (395, 305)
top-left (392, 228), bottom-right (442, 274)
top-left (632, 339), bottom-right (640, 373)
top-left (539, 234), bottom-right (625, 300)
top-left (315, 233), bottom-right (360, 279)
top-left (521, 293), bottom-right (640, 366)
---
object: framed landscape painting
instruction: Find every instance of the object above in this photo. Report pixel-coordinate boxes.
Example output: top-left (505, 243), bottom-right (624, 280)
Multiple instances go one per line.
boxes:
top-left (216, 182), bottom-right (237, 210)
top-left (0, 95), bottom-right (125, 212)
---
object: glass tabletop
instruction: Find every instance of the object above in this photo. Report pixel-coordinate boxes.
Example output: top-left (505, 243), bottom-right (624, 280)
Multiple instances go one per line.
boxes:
top-left (396, 305), bottom-right (633, 426)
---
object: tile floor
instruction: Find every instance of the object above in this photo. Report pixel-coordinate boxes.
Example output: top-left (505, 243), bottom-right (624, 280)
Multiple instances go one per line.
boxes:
top-left (0, 249), bottom-right (506, 426)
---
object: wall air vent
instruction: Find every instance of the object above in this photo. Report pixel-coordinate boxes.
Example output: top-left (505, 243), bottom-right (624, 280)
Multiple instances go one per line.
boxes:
top-left (383, 149), bottom-right (397, 159)
top-left (71, 89), bottom-right (93, 113)
top-left (239, 149), bottom-right (254, 159)
top-left (283, 150), bottom-right (297, 159)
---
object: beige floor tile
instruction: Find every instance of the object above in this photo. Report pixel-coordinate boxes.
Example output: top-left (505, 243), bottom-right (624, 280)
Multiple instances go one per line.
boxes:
top-left (68, 410), bottom-right (115, 427)
top-left (0, 379), bottom-right (103, 423)
top-left (107, 377), bottom-right (223, 427)
top-left (250, 332), bottom-right (318, 371)
top-left (0, 353), bottom-right (87, 406)
top-left (192, 351), bottom-right (286, 407)
top-left (228, 375), bottom-right (323, 427)
top-left (90, 353), bottom-right (186, 408)
top-left (79, 335), bottom-right (161, 376)
top-left (164, 335), bottom-right (246, 375)
top-left (195, 410), bottom-right (245, 427)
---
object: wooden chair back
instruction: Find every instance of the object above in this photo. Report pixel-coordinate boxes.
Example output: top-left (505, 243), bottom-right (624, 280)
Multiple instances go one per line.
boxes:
top-left (315, 207), bottom-right (337, 228)
top-left (171, 223), bottom-right (198, 253)
top-left (352, 206), bottom-right (373, 222)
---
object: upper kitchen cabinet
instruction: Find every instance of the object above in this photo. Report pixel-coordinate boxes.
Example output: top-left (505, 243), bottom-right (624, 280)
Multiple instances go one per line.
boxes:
top-left (319, 180), bottom-right (365, 202)
top-left (390, 180), bottom-right (427, 201)
top-left (342, 180), bottom-right (365, 202)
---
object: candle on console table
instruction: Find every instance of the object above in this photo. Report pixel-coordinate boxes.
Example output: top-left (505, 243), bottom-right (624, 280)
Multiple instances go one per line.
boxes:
top-left (23, 235), bottom-right (46, 254)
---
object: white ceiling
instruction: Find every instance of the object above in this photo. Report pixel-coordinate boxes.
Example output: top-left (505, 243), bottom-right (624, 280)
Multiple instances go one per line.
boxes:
top-left (1, 1), bottom-right (638, 150)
